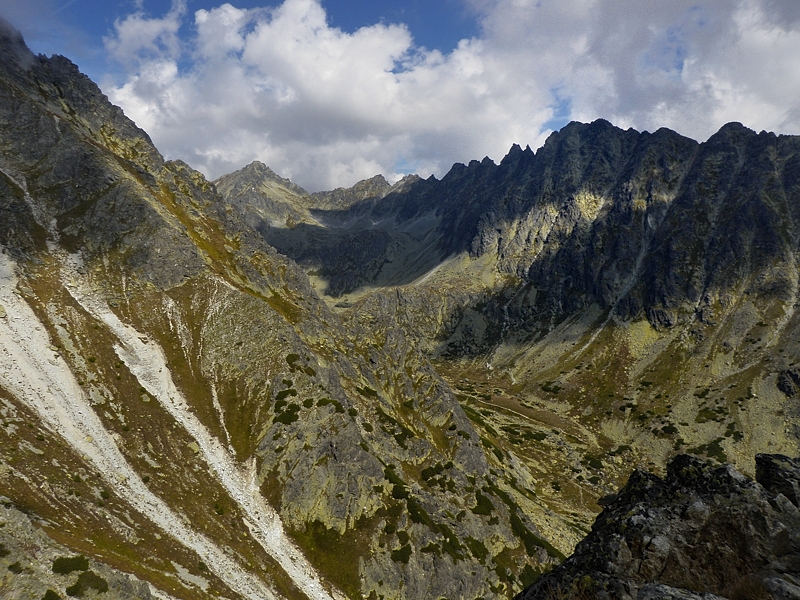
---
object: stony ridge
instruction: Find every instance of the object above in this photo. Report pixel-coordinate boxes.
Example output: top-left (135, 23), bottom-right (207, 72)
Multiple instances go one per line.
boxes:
top-left (516, 453), bottom-right (800, 600)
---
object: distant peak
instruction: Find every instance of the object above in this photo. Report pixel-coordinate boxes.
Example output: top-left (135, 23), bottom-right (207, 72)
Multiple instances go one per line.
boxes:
top-left (501, 143), bottom-right (534, 165)
top-left (215, 161), bottom-right (310, 196)
top-left (707, 121), bottom-right (758, 145)
top-left (241, 160), bottom-right (277, 177)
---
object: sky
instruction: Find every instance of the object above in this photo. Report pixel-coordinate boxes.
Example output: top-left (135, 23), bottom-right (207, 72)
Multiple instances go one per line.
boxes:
top-left (3, 0), bottom-right (800, 191)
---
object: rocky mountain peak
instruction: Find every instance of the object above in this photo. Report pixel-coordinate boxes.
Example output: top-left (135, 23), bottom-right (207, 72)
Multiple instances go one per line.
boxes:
top-left (217, 160), bottom-right (310, 198)
top-left (0, 17), bottom-right (39, 76)
top-left (310, 173), bottom-right (393, 210)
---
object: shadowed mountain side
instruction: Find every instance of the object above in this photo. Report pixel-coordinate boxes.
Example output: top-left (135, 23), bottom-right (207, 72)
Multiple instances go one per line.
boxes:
top-left (256, 215), bottom-right (446, 297)
top-left (340, 120), bottom-right (800, 351)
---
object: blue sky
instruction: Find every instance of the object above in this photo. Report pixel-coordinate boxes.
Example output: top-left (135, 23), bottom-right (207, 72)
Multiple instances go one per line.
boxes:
top-left (7, 0), bottom-right (480, 83)
top-left (3, 0), bottom-right (800, 191)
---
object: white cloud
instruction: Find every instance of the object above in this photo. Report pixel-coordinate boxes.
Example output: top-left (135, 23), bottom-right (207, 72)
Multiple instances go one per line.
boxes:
top-left (102, 0), bottom-right (800, 191)
top-left (103, 0), bottom-right (186, 68)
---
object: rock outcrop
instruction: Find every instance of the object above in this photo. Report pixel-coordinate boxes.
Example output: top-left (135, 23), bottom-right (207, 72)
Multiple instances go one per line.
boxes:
top-left (517, 454), bottom-right (800, 600)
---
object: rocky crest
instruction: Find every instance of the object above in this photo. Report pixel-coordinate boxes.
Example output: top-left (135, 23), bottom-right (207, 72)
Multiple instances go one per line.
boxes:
top-left (516, 453), bottom-right (800, 600)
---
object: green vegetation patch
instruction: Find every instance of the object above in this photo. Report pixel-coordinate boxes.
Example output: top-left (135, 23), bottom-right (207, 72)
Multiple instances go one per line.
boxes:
top-left (519, 564), bottom-right (542, 588)
top-left (540, 381), bottom-right (561, 394)
top-left (421, 462), bottom-right (446, 481)
top-left (660, 423), bottom-right (679, 435)
top-left (317, 398), bottom-right (345, 413)
top-left (274, 402), bottom-right (301, 425)
top-left (582, 454), bottom-right (603, 470)
top-left (481, 438), bottom-right (505, 462)
top-left (462, 405), bottom-right (499, 436)
top-left (52, 555), bottom-right (89, 575)
top-left (8, 561), bottom-right (24, 574)
top-left (0, 542), bottom-right (8, 558)
top-left (265, 290), bottom-right (301, 324)
top-left (687, 437), bottom-right (728, 463)
top-left (356, 386), bottom-right (378, 398)
top-left (65, 570), bottom-right (108, 597)
top-left (465, 536), bottom-right (489, 562)
top-left (406, 497), bottom-right (434, 528)
top-left (289, 518), bottom-right (373, 599)
top-left (391, 544), bottom-right (412, 564)
top-left (42, 590), bottom-right (61, 600)
top-left (275, 388), bottom-right (298, 402)
top-left (385, 467), bottom-right (410, 500)
top-left (437, 523), bottom-right (465, 561)
top-left (695, 407), bottom-right (721, 423)
top-left (471, 491), bottom-right (495, 515)
top-left (725, 422), bottom-right (744, 441)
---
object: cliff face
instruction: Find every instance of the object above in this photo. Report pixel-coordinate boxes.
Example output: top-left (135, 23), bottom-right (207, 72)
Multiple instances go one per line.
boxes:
top-left (259, 117), bottom-right (800, 343)
top-left (516, 453), bottom-right (800, 600)
top-left (0, 20), bottom-right (554, 600)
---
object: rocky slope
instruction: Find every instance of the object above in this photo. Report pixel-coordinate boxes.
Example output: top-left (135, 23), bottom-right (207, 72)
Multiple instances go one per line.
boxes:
top-left (0, 19), bottom-right (557, 600)
top-left (0, 498), bottom-right (156, 599)
top-left (228, 113), bottom-right (800, 541)
top-left (516, 453), bottom-right (800, 600)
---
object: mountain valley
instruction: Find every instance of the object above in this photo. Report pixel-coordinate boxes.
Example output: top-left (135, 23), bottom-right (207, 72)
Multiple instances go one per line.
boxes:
top-left (1, 16), bottom-right (799, 600)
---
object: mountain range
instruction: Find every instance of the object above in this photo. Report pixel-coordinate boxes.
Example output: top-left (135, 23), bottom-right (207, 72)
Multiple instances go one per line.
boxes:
top-left (1, 16), bottom-right (799, 600)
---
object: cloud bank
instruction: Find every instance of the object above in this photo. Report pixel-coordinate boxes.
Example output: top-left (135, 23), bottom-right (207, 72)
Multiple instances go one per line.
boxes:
top-left (104, 0), bottom-right (800, 191)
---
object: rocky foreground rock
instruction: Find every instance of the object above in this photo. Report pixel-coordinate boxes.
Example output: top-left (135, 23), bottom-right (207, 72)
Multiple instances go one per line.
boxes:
top-left (517, 454), bottom-right (800, 600)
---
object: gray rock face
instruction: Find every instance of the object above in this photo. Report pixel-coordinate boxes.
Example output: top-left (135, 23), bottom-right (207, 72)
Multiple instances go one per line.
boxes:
top-left (516, 454), bottom-right (800, 600)
top-left (214, 160), bottom-right (315, 228)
